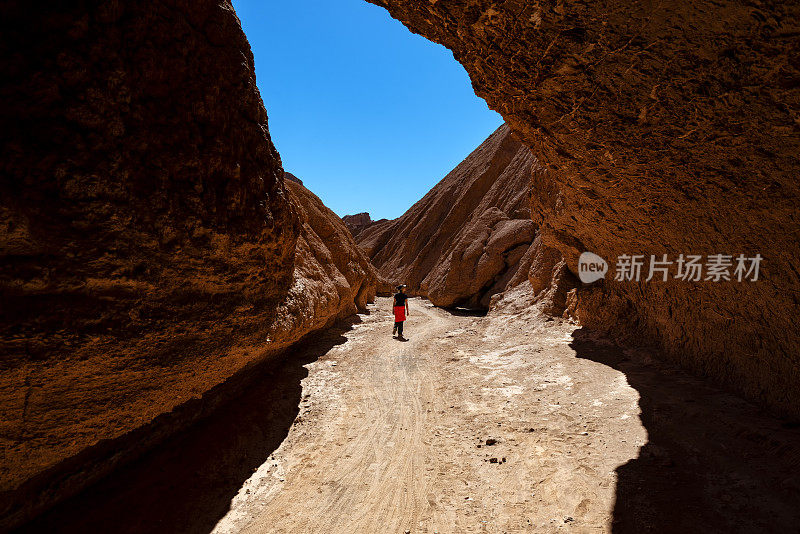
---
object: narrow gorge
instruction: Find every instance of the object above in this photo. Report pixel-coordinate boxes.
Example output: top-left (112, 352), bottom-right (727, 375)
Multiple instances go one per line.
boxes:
top-left (1, 0), bottom-right (798, 532)
top-left (357, 124), bottom-right (575, 313)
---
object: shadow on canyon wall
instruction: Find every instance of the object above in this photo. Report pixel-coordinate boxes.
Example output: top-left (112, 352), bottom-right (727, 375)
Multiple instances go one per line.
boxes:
top-left (14, 319), bottom-right (359, 534)
top-left (570, 328), bottom-right (800, 534)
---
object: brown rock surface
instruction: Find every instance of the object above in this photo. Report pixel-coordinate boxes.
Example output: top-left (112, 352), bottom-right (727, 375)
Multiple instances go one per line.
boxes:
top-left (341, 212), bottom-right (372, 237)
top-left (284, 172), bottom-right (303, 186)
top-left (0, 1), bottom-right (372, 528)
top-left (278, 179), bottom-right (377, 340)
top-left (359, 125), bottom-right (541, 308)
top-left (367, 0), bottom-right (800, 417)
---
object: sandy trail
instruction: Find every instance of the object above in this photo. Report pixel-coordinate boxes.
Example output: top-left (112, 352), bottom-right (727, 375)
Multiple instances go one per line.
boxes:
top-left (20, 291), bottom-right (800, 533)
top-left (215, 296), bottom-right (632, 534)
top-left (215, 293), bottom-right (800, 534)
top-left (231, 300), bottom-right (443, 534)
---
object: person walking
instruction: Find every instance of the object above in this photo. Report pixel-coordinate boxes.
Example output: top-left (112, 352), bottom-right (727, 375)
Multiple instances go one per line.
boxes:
top-left (392, 284), bottom-right (410, 339)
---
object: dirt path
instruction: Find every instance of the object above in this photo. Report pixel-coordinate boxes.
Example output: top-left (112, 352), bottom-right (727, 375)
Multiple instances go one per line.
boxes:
top-left (210, 296), bottom-right (638, 533)
top-left (20, 290), bottom-right (800, 533)
top-left (224, 298), bottom-right (445, 534)
top-left (213, 292), bottom-right (800, 534)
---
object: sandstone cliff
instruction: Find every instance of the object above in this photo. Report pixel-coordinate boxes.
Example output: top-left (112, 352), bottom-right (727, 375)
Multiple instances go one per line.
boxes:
top-left (368, 0), bottom-right (800, 417)
top-left (359, 125), bottom-right (550, 309)
top-left (0, 2), bottom-right (372, 528)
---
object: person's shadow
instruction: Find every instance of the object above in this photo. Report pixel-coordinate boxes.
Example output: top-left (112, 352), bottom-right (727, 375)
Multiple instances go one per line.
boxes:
top-left (15, 319), bottom-right (359, 534)
top-left (570, 327), bottom-right (800, 533)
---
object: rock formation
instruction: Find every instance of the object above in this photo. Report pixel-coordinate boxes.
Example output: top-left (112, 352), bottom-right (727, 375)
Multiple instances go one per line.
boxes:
top-left (278, 179), bottom-right (377, 342)
top-left (284, 172), bottom-right (304, 186)
top-left (0, 1), bottom-right (372, 528)
top-left (367, 0), bottom-right (800, 417)
top-left (359, 125), bottom-right (554, 309)
top-left (342, 212), bottom-right (373, 237)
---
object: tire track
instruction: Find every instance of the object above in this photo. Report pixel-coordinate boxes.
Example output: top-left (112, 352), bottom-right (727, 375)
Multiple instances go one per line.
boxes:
top-left (240, 299), bottom-right (448, 534)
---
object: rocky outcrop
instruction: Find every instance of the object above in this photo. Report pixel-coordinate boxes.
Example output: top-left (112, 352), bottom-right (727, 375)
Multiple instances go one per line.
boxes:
top-left (358, 125), bottom-right (542, 308)
top-left (0, 1), bottom-right (372, 528)
top-left (367, 0), bottom-right (800, 416)
top-left (284, 172), bottom-right (303, 186)
top-left (278, 179), bottom-right (377, 341)
top-left (342, 212), bottom-right (373, 237)
top-left (343, 212), bottom-right (391, 242)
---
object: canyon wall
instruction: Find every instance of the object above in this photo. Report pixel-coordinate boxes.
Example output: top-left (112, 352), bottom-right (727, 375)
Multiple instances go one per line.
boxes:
top-left (367, 0), bottom-right (800, 416)
top-left (0, 1), bottom-right (372, 528)
top-left (359, 125), bottom-right (549, 309)
top-left (279, 179), bottom-right (377, 340)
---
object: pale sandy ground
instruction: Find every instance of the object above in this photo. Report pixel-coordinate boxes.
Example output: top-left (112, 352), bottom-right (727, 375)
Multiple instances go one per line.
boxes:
top-left (212, 293), bottom-right (640, 534)
top-left (214, 289), bottom-right (799, 534)
top-left (20, 287), bottom-right (800, 533)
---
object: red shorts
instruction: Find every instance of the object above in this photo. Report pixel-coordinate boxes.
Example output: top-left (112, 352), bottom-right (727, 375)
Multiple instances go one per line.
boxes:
top-left (393, 306), bottom-right (406, 322)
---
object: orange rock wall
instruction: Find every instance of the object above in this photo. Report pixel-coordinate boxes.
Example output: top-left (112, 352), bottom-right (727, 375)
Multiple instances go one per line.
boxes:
top-left (0, 1), bottom-right (374, 527)
top-left (367, 0), bottom-right (800, 417)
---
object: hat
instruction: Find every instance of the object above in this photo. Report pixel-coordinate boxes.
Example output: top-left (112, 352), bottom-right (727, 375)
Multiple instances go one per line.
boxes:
top-left (396, 284), bottom-right (406, 290)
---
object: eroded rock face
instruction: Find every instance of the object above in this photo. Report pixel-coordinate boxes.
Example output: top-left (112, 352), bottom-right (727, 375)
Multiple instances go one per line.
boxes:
top-left (359, 125), bottom-right (541, 308)
top-left (277, 179), bottom-right (377, 341)
top-left (367, 0), bottom-right (800, 416)
top-left (0, 1), bottom-right (370, 527)
top-left (284, 172), bottom-right (304, 185)
top-left (342, 212), bottom-right (373, 237)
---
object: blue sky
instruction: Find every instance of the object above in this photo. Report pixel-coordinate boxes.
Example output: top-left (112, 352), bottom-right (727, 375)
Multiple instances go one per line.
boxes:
top-left (232, 0), bottom-right (503, 220)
